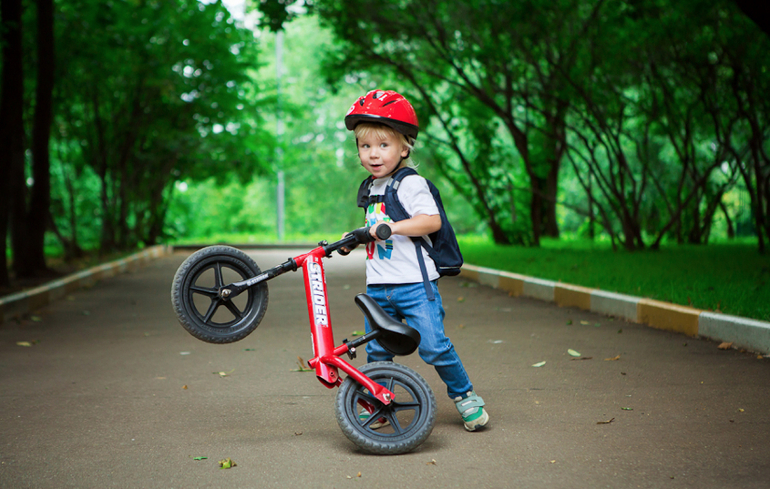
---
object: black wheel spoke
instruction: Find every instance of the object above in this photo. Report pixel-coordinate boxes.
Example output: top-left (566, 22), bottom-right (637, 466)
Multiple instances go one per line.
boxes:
top-left (355, 390), bottom-right (379, 406)
top-left (190, 285), bottom-right (218, 297)
top-left (393, 401), bottom-right (420, 412)
top-left (202, 299), bottom-right (220, 324)
top-left (386, 412), bottom-right (404, 434)
top-left (213, 263), bottom-right (224, 288)
top-left (224, 300), bottom-right (244, 319)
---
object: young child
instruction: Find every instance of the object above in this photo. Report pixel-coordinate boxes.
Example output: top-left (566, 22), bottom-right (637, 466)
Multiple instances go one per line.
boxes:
top-left (343, 89), bottom-right (489, 432)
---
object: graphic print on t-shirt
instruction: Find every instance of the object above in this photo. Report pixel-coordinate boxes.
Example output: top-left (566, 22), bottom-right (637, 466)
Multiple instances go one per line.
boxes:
top-left (366, 202), bottom-right (393, 261)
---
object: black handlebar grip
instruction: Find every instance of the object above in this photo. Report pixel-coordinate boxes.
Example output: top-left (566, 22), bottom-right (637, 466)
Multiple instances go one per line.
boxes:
top-left (375, 224), bottom-right (392, 240)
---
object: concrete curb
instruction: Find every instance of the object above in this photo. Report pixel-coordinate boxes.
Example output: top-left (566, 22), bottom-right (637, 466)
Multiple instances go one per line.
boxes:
top-left (460, 263), bottom-right (770, 355)
top-left (0, 245), bottom-right (173, 325)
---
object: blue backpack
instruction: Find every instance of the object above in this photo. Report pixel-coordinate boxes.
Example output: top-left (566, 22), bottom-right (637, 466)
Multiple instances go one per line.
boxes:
top-left (356, 167), bottom-right (463, 301)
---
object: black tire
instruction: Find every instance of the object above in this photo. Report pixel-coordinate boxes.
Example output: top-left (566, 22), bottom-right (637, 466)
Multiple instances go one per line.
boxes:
top-left (171, 246), bottom-right (268, 343)
top-left (335, 362), bottom-right (436, 455)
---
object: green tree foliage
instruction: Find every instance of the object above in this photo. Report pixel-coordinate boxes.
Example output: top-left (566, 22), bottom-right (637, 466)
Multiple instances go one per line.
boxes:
top-left (51, 0), bottom-right (270, 252)
top-left (306, 0), bottom-right (769, 250)
top-left (311, 0), bottom-right (612, 245)
top-left (562, 0), bottom-right (769, 250)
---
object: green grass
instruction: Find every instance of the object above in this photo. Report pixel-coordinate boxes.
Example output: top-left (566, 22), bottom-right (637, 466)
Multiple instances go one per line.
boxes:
top-left (458, 236), bottom-right (770, 322)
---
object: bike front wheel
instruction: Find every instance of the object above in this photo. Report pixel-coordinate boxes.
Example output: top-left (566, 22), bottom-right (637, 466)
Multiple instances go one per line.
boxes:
top-left (171, 246), bottom-right (268, 343)
top-left (335, 361), bottom-right (436, 455)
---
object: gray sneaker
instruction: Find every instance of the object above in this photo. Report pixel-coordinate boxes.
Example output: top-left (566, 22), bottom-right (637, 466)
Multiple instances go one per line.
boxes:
top-left (453, 391), bottom-right (489, 431)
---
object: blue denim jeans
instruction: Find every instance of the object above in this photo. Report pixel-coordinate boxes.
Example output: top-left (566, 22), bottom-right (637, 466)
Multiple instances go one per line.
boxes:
top-left (364, 281), bottom-right (473, 399)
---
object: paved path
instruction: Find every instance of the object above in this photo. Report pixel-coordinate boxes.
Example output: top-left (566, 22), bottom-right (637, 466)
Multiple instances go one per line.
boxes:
top-left (1, 249), bottom-right (768, 488)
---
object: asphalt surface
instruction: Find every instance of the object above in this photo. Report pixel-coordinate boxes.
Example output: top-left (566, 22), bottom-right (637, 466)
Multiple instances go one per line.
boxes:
top-left (1, 248), bottom-right (768, 489)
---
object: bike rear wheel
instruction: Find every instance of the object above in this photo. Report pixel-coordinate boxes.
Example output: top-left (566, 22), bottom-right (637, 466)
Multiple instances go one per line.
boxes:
top-left (335, 362), bottom-right (436, 455)
top-left (171, 246), bottom-right (268, 343)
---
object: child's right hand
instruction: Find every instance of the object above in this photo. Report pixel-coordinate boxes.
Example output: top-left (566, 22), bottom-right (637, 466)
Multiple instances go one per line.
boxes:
top-left (339, 232), bottom-right (359, 255)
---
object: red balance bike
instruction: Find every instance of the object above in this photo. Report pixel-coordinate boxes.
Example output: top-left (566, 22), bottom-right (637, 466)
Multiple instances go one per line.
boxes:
top-left (171, 226), bottom-right (436, 454)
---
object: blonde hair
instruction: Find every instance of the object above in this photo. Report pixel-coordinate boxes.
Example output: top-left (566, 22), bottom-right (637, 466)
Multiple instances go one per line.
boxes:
top-left (353, 123), bottom-right (416, 167)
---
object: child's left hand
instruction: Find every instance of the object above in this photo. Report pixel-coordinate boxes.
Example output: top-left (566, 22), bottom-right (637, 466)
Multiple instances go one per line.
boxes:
top-left (369, 222), bottom-right (391, 240)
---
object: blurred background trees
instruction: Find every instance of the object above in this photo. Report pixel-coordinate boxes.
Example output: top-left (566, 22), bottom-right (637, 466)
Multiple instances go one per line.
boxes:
top-left (0, 0), bottom-right (768, 288)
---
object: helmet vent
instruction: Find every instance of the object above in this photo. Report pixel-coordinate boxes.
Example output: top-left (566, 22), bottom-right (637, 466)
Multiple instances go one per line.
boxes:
top-left (382, 100), bottom-right (397, 107)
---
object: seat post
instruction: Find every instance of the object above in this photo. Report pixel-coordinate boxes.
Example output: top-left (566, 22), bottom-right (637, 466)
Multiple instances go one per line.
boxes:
top-left (345, 329), bottom-right (381, 350)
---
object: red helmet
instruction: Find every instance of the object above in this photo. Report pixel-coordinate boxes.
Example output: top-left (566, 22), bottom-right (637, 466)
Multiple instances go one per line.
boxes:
top-left (345, 90), bottom-right (419, 139)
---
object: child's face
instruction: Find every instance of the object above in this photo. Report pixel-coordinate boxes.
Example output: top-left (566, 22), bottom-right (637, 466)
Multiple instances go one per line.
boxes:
top-left (357, 131), bottom-right (409, 179)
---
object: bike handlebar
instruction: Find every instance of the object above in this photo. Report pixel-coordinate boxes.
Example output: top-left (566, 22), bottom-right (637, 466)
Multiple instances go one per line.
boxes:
top-left (332, 224), bottom-right (391, 256)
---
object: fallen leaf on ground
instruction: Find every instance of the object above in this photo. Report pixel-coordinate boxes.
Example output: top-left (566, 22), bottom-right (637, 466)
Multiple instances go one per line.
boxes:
top-left (550, 460), bottom-right (556, 464)
top-left (192, 456), bottom-right (207, 461)
top-left (597, 418), bottom-right (615, 425)
top-left (532, 361), bottom-right (547, 368)
top-left (718, 342), bottom-right (733, 350)
top-left (567, 349), bottom-right (581, 357)
top-left (294, 431), bottom-right (303, 436)
top-left (457, 297), bottom-right (465, 302)
top-left (182, 385), bottom-right (188, 389)
top-left (291, 357), bottom-right (313, 372)
top-left (218, 458), bottom-right (237, 469)
top-left (580, 320), bottom-right (590, 325)
top-left (16, 341), bottom-right (33, 347)
top-left (357, 472), bottom-right (362, 478)
top-left (604, 355), bottom-right (621, 361)
top-left (243, 348), bottom-right (255, 351)
top-left (213, 369), bottom-right (235, 377)
top-left (621, 407), bottom-right (633, 411)
top-left (566, 320), bottom-right (573, 325)
top-left (427, 459), bottom-right (437, 465)
top-left (30, 316), bottom-right (42, 322)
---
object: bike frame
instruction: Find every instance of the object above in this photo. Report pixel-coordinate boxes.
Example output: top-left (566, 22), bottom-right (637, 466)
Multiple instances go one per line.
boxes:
top-left (296, 248), bottom-right (394, 405)
top-left (224, 236), bottom-right (394, 405)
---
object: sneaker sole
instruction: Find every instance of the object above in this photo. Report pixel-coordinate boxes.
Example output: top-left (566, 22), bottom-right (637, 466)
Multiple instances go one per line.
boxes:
top-left (463, 409), bottom-right (489, 432)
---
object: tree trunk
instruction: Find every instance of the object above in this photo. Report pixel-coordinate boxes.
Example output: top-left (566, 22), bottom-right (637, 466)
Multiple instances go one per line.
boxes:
top-left (719, 200), bottom-right (735, 239)
top-left (25, 0), bottom-right (56, 275)
top-left (526, 104), bottom-right (566, 242)
top-left (0, 0), bottom-right (25, 287)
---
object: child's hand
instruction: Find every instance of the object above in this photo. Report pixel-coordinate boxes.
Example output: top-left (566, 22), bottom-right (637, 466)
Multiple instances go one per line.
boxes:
top-left (370, 222), bottom-right (392, 240)
top-left (340, 232), bottom-right (359, 254)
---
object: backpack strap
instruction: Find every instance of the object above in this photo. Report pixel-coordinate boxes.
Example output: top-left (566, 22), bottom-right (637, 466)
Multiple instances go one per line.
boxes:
top-left (357, 176), bottom-right (375, 209)
top-left (412, 239), bottom-right (436, 301)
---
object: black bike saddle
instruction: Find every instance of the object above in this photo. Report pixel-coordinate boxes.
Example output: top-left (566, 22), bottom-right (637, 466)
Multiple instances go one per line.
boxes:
top-left (354, 294), bottom-right (421, 356)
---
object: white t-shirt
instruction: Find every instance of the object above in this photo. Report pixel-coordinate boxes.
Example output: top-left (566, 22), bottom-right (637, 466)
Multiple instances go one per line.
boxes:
top-left (364, 174), bottom-right (441, 285)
